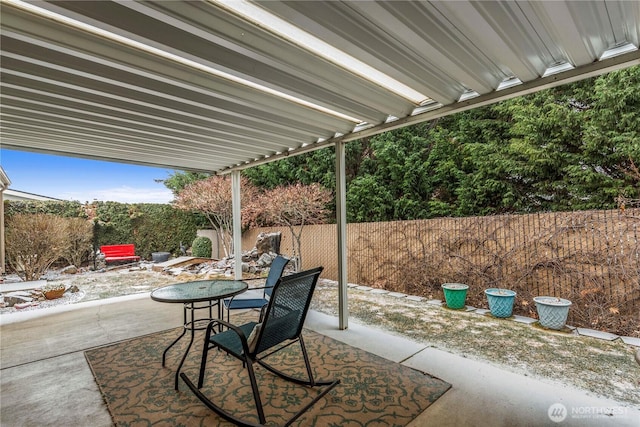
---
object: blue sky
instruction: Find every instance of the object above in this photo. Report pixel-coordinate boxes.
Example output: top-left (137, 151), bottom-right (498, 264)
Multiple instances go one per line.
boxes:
top-left (1, 149), bottom-right (176, 204)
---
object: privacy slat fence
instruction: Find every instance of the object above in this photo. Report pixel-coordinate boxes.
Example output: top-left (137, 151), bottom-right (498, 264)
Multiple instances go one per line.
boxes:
top-left (243, 208), bottom-right (640, 335)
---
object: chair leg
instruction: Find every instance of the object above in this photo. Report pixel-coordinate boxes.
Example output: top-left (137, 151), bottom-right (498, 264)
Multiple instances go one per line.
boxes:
top-left (245, 358), bottom-right (266, 425)
top-left (197, 325), bottom-right (214, 389)
top-left (298, 335), bottom-right (316, 386)
top-left (192, 322), bottom-right (265, 425)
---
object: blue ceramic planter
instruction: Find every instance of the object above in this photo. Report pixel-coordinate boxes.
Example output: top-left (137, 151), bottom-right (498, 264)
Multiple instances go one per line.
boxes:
top-left (484, 288), bottom-right (516, 318)
top-left (533, 296), bottom-right (571, 330)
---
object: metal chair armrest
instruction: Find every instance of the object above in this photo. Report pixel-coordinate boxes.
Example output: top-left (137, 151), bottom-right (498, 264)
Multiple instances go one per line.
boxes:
top-left (207, 318), bottom-right (235, 332)
top-left (206, 319), bottom-right (252, 355)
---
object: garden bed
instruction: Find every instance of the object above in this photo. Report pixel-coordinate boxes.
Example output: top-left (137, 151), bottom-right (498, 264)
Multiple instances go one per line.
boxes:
top-left (310, 281), bottom-right (640, 407)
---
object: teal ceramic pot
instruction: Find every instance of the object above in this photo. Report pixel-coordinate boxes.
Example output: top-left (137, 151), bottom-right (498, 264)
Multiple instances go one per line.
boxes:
top-left (442, 283), bottom-right (469, 310)
top-left (484, 288), bottom-right (516, 318)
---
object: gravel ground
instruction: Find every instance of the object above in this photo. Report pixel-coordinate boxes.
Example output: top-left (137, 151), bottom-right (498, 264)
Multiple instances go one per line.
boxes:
top-left (0, 264), bottom-right (177, 315)
top-left (1, 266), bottom-right (639, 406)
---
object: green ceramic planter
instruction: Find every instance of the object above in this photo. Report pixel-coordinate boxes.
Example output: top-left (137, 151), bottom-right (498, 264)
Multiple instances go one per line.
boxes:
top-left (442, 283), bottom-right (469, 310)
top-left (533, 296), bottom-right (571, 330)
top-left (485, 288), bottom-right (516, 318)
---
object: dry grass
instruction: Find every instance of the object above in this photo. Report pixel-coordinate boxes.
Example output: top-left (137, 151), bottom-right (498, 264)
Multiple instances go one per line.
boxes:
top-left (311, 281), bottom-right (640, 406)
top-left (0, 266), bottom-right (176, 315)
top-left (1, 268), bottom-right (638, 407)
top-left (63, 268), bottom-right (177, 301)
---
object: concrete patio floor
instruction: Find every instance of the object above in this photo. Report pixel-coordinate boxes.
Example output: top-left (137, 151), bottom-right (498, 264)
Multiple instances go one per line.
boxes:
top-left (1, 294), bottom-right (638, 426)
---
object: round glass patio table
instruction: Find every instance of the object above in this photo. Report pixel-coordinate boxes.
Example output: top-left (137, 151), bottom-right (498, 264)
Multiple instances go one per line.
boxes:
top-left (151, 279), bottom-right (247, 390)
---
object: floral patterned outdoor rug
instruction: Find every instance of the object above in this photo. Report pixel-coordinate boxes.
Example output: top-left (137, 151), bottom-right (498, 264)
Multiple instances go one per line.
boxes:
top-left (85, 326), bottom-right (450, 426)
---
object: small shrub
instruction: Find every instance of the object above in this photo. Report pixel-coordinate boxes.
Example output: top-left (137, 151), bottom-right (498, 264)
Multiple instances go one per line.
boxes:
top-left (63, 217), bottom-right (94, 267)
top-left (191, 236), bottom-right (212, 258)
top-left (6, 213), bottom-right (68, 281)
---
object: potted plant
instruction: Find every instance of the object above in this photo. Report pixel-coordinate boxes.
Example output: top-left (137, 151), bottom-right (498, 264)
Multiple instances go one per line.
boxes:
top-left (533, 296), bottom-right (572, 330)
top-left (484, 288), bottom-right (516, 318)
top-left (442, 283), bottom-right (469, 310)
top-left (42, 284), bottom-right (66, 300)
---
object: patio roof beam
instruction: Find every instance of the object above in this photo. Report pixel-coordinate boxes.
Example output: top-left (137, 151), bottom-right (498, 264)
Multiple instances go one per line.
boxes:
top-left (220, 48), bottom-right (640, 174)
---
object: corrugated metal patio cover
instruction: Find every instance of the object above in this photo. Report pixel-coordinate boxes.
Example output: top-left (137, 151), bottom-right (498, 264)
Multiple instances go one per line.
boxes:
top-left (1, 0), bottom-right (639, 172)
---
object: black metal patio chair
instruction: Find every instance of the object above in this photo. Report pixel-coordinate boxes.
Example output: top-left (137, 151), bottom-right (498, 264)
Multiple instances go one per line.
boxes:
top-left (222, 255), bottom-right (290, 322)
top-left (181, 266), bottom-right (340, 427)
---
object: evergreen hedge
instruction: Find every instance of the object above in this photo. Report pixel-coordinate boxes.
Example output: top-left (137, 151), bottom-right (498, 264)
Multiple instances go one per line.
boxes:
top-left (4, 200), bottom-right (208, 262)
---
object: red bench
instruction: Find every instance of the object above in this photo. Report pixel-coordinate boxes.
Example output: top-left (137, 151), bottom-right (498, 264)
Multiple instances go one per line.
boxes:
top-left (100, 244), bottom-right (141, 263)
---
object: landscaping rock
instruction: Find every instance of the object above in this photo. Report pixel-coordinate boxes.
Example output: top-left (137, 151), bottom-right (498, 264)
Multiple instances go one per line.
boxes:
top-left (255, 232), bottom-right (281, 256)
top-left (577, 328), bottom-right (619, 341)
top-left (242, 251), bottom-right (256, 262)
top-left (14, 302), bottom-right (36, 310)
top-left (61, 265), bottom-right (78, 274)
top-left (388, 292), bottom-right (407, 298)
top-left (620, 336), bottom-right (640, 347)
top-left (3, 292), bottom-right (34, 307)
top-left (256, 252), bottom-right (276, 267)
top-left (513, 315), bottom-right (537, 324)
top-left (95, 252), bottom-right (107, 270)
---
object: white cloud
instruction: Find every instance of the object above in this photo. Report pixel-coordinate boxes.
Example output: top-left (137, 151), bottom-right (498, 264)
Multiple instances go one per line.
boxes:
top-left (58, 186), bottom-right (174, 204)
